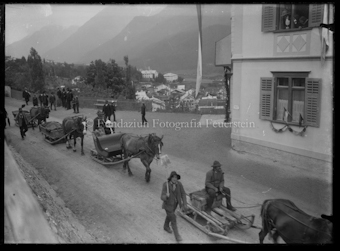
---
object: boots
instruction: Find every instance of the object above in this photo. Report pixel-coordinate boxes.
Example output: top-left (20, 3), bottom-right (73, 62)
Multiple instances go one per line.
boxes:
top-left (163, 216), bottom-right (173, 234)
top-left (226, 198), bottom-right (236, 211)
top-left (172, 222), bottom-right (183, 242)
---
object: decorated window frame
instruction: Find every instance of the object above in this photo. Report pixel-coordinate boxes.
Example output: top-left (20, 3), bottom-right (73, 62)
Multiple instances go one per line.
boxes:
top-left (262, 4), bottom-right (324, 32)
top-left (259, 73), bottom-right (321, 128)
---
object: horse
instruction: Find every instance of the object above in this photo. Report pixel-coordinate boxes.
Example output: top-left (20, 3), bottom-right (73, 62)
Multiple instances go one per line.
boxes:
top-left (29, 106), bottom-right (50, 130)
top-left (120, 133), bottom-right (163, 182)
top-left (259, 199), bottom-right (332, 244)
top-left (62, 116), bottom-right (88, 155)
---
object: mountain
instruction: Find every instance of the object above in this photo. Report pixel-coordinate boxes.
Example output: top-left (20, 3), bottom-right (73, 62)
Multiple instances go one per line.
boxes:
top-left (130, 24), bottom-right (230, 75)
top-left (42, 5), bottom-right (157, 63)
top-left (78, 4), bottom-right (231, 74)
top-left (5, 25), bottom-right (79, 59)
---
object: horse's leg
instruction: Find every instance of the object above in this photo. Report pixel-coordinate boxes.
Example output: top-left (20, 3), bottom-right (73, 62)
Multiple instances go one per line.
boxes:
top-left (272, 230), bottom-right (280, 244)
top-left (66, 134), bottom-right (72, 149)
top-left (81, 136), bottom-right (84, 155)
top-left (259, 228), bottom-right (267, 244)
top-left (141, 157), bottom-right (152, 182)
top-left (73, 135), bottom-right (77, 152)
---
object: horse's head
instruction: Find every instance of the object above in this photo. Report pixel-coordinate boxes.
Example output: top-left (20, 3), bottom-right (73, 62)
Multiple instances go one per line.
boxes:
top-left (148, 133), bottom-right (164, 159)
top-left (75, 116), bottom-right (87, 135)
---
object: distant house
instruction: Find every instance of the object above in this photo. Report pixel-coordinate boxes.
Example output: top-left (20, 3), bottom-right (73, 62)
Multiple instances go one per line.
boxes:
top-left (198, 98), bottom-right (225, 114)
top-left (154, 83), bottom-right (169, 92)
top-left (140, 68), bottom-right (159, 79)
top-left (169, 83), bottom-right (178, 90)
top-left (164, 73), bottom-right (178, 82)
top-left (177, 84), bottom-right (185, 91)
top-left (72, 76), bottom-right (83, 85)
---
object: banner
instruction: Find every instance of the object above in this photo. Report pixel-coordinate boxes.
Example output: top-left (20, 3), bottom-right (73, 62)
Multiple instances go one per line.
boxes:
top-left (195, 4), bottom-right (203, 98)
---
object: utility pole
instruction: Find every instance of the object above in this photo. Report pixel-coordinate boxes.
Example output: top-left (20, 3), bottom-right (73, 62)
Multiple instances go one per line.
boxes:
top-left (224, 66), bottom-right (232, 123)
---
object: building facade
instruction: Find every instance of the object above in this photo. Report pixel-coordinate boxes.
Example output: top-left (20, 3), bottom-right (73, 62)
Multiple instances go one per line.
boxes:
top-left (164, 73), bottom-right (178, 82)
top-left (228, 4), bottom-right (333, 171)
top-left (140, 69), bottom-right (159, 79)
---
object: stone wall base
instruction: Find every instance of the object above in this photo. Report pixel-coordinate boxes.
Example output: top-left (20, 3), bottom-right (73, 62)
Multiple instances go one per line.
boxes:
top-left (231, 138), bottom-right (332, 176)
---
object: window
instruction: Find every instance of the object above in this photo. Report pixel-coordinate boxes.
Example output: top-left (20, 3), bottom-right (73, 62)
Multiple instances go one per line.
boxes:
top-left (259, 74), bottom-right (321, 127)
top-left (262, 4), bottom-right (324, 32)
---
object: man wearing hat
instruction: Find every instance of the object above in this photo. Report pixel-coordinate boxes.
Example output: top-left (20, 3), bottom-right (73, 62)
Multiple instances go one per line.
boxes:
top-left (102, 100), bottom-right (111, 122)
top-left (205, 160), bottom-right (236, 213)
top-left (93, 110), bottom-right (106, 135)
top-left (161, 171), bottom-right (188, 242)
top-left (15, 107), bottom-right (29, 140)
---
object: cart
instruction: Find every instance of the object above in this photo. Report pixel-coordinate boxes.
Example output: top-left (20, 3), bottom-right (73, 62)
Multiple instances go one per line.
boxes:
top-left (177, 189), bottom-right (255, 243)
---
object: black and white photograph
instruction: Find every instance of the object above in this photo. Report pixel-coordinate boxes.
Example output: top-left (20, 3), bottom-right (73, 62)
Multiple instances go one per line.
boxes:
top-left (3, 3), bottom-right (333, 244)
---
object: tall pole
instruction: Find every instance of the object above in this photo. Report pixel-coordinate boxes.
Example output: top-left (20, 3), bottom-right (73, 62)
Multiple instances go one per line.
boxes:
top-left (224, 66), bottom-right (231, 123)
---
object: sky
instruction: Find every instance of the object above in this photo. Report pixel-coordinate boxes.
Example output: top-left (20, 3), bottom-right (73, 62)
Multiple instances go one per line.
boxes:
top-left (5, 4), bottom-right (167, 45)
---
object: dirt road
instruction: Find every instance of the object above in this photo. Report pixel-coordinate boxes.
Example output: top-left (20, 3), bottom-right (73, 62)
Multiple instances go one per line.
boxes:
top-left (5, 97), bottom-right (331, 243)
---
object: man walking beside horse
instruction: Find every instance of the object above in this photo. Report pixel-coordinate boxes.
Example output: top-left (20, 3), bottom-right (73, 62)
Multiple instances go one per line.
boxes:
top-left (161, 171), bottom-right (188, 242)
top-left (15, 107), bottom-right (29, 139)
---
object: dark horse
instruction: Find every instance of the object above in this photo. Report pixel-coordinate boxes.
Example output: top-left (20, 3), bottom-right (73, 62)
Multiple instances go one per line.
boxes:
top-left (62, 116), bottom-right (87, 155)
top-left (120, 133), bottom-right (163, 182)
top-left (259, 199), bottom-right (332, 244)
top-left (30, 106), bottom-right (50, 130)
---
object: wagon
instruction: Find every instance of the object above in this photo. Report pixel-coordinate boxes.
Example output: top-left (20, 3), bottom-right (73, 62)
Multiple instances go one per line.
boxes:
top-left (177, 189), bottom-right (256, 243)
top-left (90, 132), bottom-right (145, 166)
top-left (12, 109), bottom-right (38, 128)
top-left (39, 114), bottom-right (85, 145)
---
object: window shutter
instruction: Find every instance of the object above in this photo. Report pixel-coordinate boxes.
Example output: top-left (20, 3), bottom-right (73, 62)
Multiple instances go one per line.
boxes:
top-left (260, 78), bottom-right (274, 120)
top-left (262, 4), bottom-right (277, 32)
top-left (309, 4), bottom-right (324, 27)
top-left (305, 78), bottom-right (321, 127)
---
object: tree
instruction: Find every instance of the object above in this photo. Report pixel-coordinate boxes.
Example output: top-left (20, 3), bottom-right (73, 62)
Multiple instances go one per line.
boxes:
top-left (27, 47), bottom-right (45, 92)
top-left (178, 76), bottom-right (184, 83)
top-left (86, 61), bottom-right (97, 87)
top-left (155, 73), bottom-right (167, 84)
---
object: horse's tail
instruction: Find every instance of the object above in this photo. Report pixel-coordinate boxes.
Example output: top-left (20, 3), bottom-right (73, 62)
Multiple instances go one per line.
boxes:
top-left (260, 199), bottom-right (274, 239)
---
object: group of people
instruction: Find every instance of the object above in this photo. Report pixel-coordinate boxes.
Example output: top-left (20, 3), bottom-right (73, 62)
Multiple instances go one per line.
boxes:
top-left (25, 89), bottom-right (58, 112)
top-left (56, 88), bottom-right (79, 113)
top-left (92, 100), bottom-right (117, 136)
top-left (160, 160), bottom-right (235, 242)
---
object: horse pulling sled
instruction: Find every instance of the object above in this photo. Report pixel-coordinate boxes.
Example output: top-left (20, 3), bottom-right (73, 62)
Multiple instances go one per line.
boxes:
top-left (90, 132), bottom-right (145, 166)
top-left (39, 114), bottom-right (85, 145)
top-left (177, 189), bottom-right (255, 243)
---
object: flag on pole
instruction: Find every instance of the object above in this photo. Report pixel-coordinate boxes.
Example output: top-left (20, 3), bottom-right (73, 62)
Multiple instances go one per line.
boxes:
top-left (321, 4), bottom-right (334, 64)
top-left (195, 4), bottom-right (203, 98)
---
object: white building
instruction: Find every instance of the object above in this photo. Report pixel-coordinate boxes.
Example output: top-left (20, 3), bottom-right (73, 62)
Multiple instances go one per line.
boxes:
top-left (140, 68), bottom-right (159, 79)
top-left (164, 73), bottom-right (178, 82)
